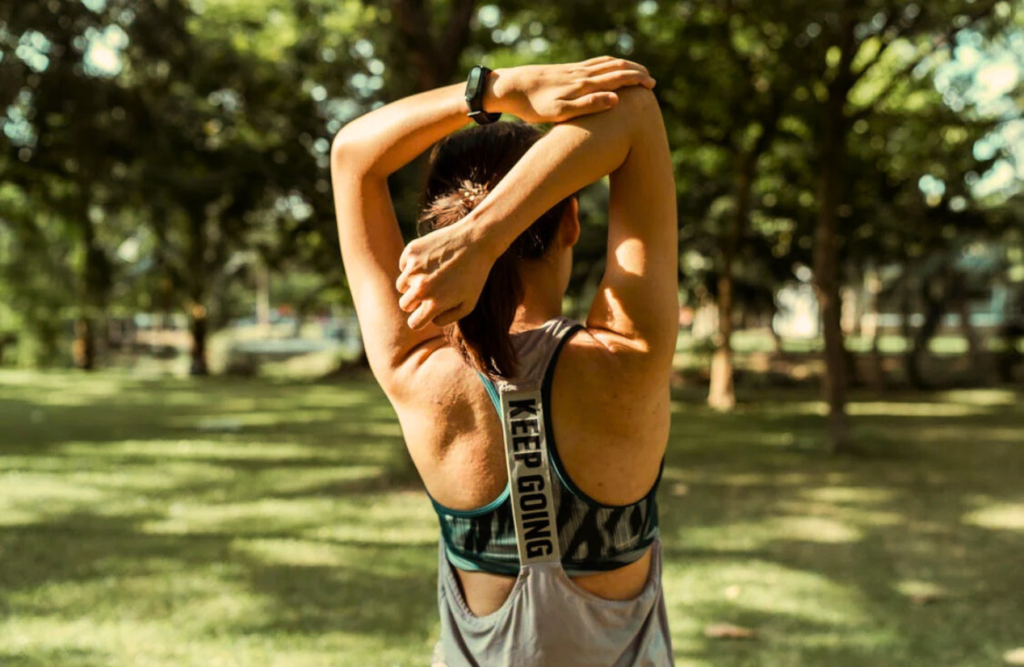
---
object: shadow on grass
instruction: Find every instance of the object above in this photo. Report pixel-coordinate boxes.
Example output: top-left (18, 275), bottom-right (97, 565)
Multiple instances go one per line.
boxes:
top-left (656, 390), bottom-right (1024, 665)
top-left (0, 509), bottom-right (438, 644)
top-left (1, 371), bottom-right (1022, 666)
top-left (0, 649), bottom-right (110, 667)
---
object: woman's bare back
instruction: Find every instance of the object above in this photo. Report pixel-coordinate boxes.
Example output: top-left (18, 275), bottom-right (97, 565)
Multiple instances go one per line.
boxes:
top-left (394, 326), bottom-right (670, 616)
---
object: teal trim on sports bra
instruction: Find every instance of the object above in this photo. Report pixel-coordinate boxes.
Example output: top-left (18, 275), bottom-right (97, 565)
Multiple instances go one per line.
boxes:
top-left (427, 484), bottom-right (510, 518)
top-left (476, 371), bottom-right (502, 414)
top-left (426, 371), bottom-right (510, 519)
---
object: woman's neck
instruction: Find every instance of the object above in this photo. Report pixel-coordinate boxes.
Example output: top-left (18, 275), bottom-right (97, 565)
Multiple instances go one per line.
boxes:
top-left (511, 287), bottom-right (563, 333)
top-left (510, 254), bottom-right (566, 333)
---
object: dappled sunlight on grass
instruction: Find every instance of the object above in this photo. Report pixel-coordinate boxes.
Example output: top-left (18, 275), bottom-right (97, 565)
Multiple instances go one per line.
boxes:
top-left (777, 499), bottom-right (905, 529)
top-left (139, 497), bottom-right (347, 535)
top-left (893, 579), bottom-right (947, 600)
top-left (679, 515), bottom-right (865, 551)
top-left (846, 401), bottom-right (992, 417)
top-left (911, 426), bottom-right (1021, 445)
top-left (799, 486), bottom-right (898, 505)
top-left (934, 389), bottom-right (1019, 406)
top-left (771, 516), bottom-right (865, 544)
top-left (962, 502), bottom-right (1024, 533)
top-left (302, 492), bottom-right (440, 546)
top-left (664, 558), bottom-right (896, 664)
top-left (0, 372), bottom-right (1021, 666)
top-left (233, 538), bottom-right (354, 567)
top-left (59, 439), bottom-right (352, 461)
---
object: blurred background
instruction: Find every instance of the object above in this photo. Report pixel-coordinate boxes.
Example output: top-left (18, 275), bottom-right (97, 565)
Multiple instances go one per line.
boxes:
top-left (1, 1), bottom-right (1022, 666)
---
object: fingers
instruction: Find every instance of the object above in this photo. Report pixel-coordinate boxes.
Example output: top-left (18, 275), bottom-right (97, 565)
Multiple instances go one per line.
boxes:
top-left (432, 305), bottom-right (466, 328)
top-left (580, 55), bottom-right (617, 67)
top-left (407, 298), bottom-right (443, 330)
top-left (560, 91), bottom-right (619, 118)
top-left (398, 278), bottom-right (425, 312)
top-left (398, 242), bottom-right (415, 274)
top-left (586, 57), bottom-right (650, 78)
top-left (396, 268), bottom-right (413, 294)
top-left (396, 246), bottom-right (417, 292)
top-left (581, 69), bottom-right (655, 94)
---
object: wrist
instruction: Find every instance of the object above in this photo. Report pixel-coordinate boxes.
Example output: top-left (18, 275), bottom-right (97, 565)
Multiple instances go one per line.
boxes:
top-left (463, 208), bottom-right (510, 262)
top-left (482, 68), bottom-right (512, 115)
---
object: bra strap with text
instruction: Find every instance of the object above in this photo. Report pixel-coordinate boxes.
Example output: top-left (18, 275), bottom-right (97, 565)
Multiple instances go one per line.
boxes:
top-left (499, 388), bottom-right (561, 567)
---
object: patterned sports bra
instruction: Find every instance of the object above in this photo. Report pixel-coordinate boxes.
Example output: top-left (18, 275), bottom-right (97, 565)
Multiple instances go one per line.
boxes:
top-left (428, 317), bottom-right (663, 576)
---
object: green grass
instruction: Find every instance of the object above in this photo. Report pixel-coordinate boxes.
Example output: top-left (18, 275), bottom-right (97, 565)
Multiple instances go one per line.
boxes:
top-left (0, 370), bottom-right (1021, 666)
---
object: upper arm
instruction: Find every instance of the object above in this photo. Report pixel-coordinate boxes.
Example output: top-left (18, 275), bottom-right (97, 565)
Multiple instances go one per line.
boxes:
top-left (585, 89), bottom-right (678, 368)
top-left (330, 139), bottom-right (445, 395)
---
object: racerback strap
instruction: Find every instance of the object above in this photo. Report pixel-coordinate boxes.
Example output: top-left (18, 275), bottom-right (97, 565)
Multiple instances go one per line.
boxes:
top-left (490, 318), bottom-right (581, 568)
top-left (499, 387), bottom-right (561, 566)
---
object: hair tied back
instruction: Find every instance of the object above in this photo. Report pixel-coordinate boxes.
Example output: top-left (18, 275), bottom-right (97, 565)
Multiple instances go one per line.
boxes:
top-left (458, 180), bottom-right (488, 210)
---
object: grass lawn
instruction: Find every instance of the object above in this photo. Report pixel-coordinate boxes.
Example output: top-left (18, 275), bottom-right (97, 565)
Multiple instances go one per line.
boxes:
top-left (0, 370), bottom-right (1021, 666)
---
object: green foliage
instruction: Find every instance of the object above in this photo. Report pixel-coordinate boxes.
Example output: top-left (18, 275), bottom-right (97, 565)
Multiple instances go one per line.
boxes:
top-left (1, 0), bottom-right (1021, 372)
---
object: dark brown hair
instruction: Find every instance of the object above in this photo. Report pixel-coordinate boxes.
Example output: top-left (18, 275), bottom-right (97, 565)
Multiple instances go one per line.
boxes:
top-left (418, 122), bottom-right (572, 380)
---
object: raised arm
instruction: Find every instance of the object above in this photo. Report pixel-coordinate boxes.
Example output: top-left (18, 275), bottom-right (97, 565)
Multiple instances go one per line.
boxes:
top-left (330, 58), bottom-right (656, 393)
top-left (398, 86), bottom-right (678, 368)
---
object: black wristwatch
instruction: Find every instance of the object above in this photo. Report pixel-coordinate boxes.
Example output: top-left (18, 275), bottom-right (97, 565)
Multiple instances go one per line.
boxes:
top-left (465, 65), bottom-right (502, 125)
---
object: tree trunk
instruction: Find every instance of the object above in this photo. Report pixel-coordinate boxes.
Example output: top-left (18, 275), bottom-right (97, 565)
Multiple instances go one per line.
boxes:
top-left (900, 278), bottom-right (919, 387)
top-left (256, 258), bottom-right (271, 332)
top-left (185, 204), bottom-right (210, 377)
top-left (998, 290), bottom-right (1023, 383)
top-left (769, 321), bottom-right (784, 356)
top-left (909, 274), bottom-right (947, 389)
top-left (76, 206), bottom-right (107, 372)
top-left (709, 159), bottom-right (754, 411)
top-left (73, 316), bottom-right (95, 370)
top-left (190, 304), bottom-right (209, 376)
top-left (951, 279), bottom-right (982, 379)
top-left (813, 110), bottom-right (850, 453)
top-left (863, 265), bottom-right (885, 392)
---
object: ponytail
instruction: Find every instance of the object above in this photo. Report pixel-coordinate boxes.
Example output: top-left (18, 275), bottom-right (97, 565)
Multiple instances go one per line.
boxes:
top-left (417, 123), bottom-right (570, 380)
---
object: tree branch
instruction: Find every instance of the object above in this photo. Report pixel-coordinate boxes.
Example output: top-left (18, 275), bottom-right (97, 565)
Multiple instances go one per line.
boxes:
top-left (850, 5), bottom-right (907, 85)
top-left (853, 0), bottom-right (997, 87)
top-left (750, 86), bottom-right (787, 158)
top-left (848, 4), bottom-right (998, 122)
top-left (439, 0), bottom-right (476, 84)
top-left (391, 0), bottom-right (440, 90)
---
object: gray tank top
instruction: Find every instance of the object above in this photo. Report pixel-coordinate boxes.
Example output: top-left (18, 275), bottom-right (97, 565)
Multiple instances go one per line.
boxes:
top-left (433, 316), bottom-right (674, 667)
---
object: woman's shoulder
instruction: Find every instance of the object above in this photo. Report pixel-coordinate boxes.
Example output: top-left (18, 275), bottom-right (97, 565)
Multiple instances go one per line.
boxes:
top-left (552, 324), bottom-right (672, 428)
top-left (564, 323), bottom-right (674, 383)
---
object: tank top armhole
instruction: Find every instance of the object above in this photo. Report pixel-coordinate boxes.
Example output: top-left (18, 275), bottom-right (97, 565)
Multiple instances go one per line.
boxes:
top-left (476, 371), bottom-right (502, 416)
top-left (543, 324), bottom-right (667, 510)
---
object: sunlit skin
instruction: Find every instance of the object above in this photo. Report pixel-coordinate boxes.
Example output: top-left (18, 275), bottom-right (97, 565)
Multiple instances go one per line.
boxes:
top-left (330, 58), bottom-right (678, 616)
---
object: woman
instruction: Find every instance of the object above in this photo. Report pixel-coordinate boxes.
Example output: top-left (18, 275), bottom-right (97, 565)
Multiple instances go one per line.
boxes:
top-left (331, 57), bottom-right (677, 666)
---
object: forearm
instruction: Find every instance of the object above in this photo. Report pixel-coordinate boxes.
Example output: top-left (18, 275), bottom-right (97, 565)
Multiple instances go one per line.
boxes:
top-left (467, 87), bottom-right (657, 256)
top-left (331, 73), bottom-right (511, 179)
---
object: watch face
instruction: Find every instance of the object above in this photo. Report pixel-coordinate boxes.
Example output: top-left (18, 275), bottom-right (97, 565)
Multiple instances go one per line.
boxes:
top-left (467, 67), bottom-right (483, 95)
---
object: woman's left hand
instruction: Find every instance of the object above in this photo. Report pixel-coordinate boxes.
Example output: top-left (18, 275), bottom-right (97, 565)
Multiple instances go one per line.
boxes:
top-left (490, 56), bottom-right (655, 123)
top-left (395, 216), bottom-right (497, 330)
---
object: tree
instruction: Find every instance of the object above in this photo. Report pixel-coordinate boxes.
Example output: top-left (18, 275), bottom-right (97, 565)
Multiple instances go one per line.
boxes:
top-left (778, 0), bottom-right (1012, 450)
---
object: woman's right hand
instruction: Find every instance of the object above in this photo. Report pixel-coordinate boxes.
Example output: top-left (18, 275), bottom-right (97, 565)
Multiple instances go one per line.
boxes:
top-left (396, 216), bottom-right (497, 330)
top-left (488, 56), bottom-right (655, 124)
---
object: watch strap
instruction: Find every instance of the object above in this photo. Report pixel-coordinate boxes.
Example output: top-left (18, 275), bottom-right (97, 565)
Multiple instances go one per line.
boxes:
top-left (465, 65), bottom-right (502, 125)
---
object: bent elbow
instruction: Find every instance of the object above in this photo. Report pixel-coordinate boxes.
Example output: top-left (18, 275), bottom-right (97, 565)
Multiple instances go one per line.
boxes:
top-left (330, 130), bottom-right (361, 175)
top-left (616, 86), bottom-right (660, 117)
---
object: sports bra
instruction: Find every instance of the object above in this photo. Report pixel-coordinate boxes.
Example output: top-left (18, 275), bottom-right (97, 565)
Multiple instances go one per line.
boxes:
top-left (428, 316), bottom-right (663, 576)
